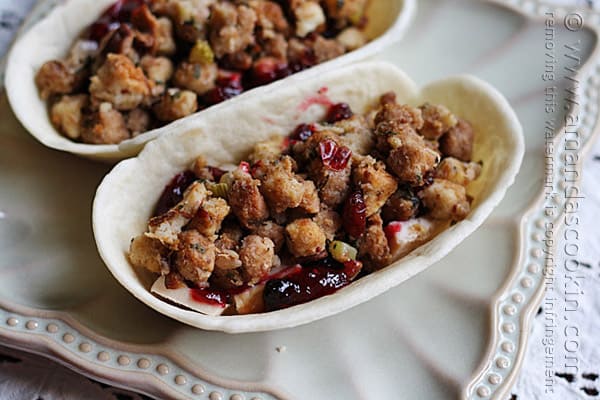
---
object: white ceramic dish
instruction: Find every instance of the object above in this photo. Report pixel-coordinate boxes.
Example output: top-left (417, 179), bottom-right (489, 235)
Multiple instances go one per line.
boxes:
top-left (4, 0), bottom-right (415, 162)
top-left (1, 0), bottom-right (599, 399)
top-left (93, 61), bottom-right (524, 333)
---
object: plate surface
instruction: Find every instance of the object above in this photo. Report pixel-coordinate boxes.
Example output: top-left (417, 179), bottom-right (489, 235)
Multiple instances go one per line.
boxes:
top-left (0, 0), bottom-right (599, 399)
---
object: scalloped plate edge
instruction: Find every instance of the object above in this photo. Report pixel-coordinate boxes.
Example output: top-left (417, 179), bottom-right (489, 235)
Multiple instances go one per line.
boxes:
top-left (0, 1), bottom-right (599, 399)
top-left (464, 1), bottom-right (600, 399)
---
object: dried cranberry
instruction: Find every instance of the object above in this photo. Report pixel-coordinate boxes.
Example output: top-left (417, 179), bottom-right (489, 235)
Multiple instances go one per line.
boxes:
top-left (239, 161), bottom-right (251, 174)
top-left (217, 70), bottom-right (243, 89)
top-left (263, 260), bottom-right (362, 311)
top-left (343, 191), bottom-right (367, 238)
top-left (153, 170), bottom-right (197, 216)
top-left (291, 123), bottom-right (315, 141)
top-left (383, 221), bottom-right (403, 243)
top-left (318, 139), bottom-right (352, 171)
top-left (105, 24), bottom-right (133, 53)
top-left (288, 49), bottom-right (316, 73)
top-left (113, 0), bottom-right (146, 22)
top-left (88, 0), bottom-right (145, 42)
top-left (344, 260), bottom-right (363, 280)
top-left (326, 102), bottom-right (354, 124)
top-left (204, 71), bottom-right (243, 105)
top-left (281, 137), bottom-right (297, 151)
top-left (205, 86), bottom-right (241, 105)
top-left (330, 146), bottom-right (352, 170)
top-left (250, 159), bottom-right (264, 178)
top-left (248, 57), bottom-right (289, 87)
top-left (88, 21), bottom-right (119, 42)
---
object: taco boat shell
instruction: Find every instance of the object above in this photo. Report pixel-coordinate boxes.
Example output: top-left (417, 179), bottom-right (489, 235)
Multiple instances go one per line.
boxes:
top-left (93, 61), bottom-right (524, 333)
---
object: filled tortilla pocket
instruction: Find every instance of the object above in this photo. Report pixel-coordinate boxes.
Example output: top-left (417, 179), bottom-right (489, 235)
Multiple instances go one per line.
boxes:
top-left (6, 0), bottom-right (415, 162)
top-left (93, 61), bottom-right (524, 333)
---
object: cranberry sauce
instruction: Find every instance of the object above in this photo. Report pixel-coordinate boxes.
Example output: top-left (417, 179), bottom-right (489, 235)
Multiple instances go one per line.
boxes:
top-left (263, 260), bottom-right (362, 312)
top-left (190, 286), bottom-right (249, 307)
top-left (343, 191), bottom-right (367, 238)
top-left (190, 288), bottom-right (230, 307)
top-left (153, 170), bottom-right (197, 216)
top-left (88, 0), bottom-right (146, 42)
top-left (191, 265), bottom-right (303, 308)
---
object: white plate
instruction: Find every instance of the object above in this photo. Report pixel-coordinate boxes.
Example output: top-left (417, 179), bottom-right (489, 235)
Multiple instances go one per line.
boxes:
top-left (0, 0), bottom-right (598, 399)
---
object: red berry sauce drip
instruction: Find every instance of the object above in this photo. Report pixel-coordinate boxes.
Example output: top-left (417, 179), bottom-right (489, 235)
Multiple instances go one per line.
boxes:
top-left (88, 0), bottom-right (145, 42)
top-left (263, 260), bottom-right (362, 312)
top-left (318, 139), bottom-right (352, 171)
top-left (153, 170), bottom-right (197, 216)
top-left (190, 288), bottom-right (230, 307)
top-left (326, 102), bottom-right (354, 124)
top-left (190, 284), bottom-right (251, 307)
top-left (343, 191), bottom-right (367, 238)
top-left (204, 71), bottom-right (244, 106)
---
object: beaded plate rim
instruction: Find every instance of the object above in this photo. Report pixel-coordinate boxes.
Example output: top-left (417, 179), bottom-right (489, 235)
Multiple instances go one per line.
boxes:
top-left (1, 0), bottom-right (599, 399)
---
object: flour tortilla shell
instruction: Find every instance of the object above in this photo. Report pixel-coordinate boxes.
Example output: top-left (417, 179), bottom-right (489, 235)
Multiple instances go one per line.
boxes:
top-left (93, 61), bottom-right (524, 333)
top-left (5, 0), bottom-right (415, 162)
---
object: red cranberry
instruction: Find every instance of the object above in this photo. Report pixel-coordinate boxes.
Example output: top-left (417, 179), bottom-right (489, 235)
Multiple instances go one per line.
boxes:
top-left (89, 0), bottom-right (145, 42)
top-left (344, 260), bottom-right (363, 280)
top-left (105, 24), bottom-right (133, 53)
top-left (326, 102), bottom-right (354, 124)
top-left (216, 70), bottom-right (243, 89)
top-left (88, 20), bottom-right (120, 42)
top-left (113, 0), bottom-right (146, 22)
top-left (250, 159), bottom-right (264, 178)
top-left (343, 191), bottom-right (367, 238)
top-left (288, 49), bottom-right (316, 73)
top-left (239, 161), bottom-right (251, 174)
top-left (318, 139), bottom-right (352, 171)
top-left (204, 71), bottom-right (243, 105)
top-left (291, 123), bottom-right (315, 141)
top-left (281, 137), bottom-right (297, 150)
top-left (153, 170), bottom-right (197, 216)
top-left (383, 221), bottom-right (403, 243)
top-left (249, 57), bottom-right (289, 87)
top-left (103, 0), bottom-right (123, 19)
top-left (204, 87), bottom-right (241, 105)
top-left (190, 288), bottom-right (230, 307)
top-left (263, 260), bottom-right (362, 311)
